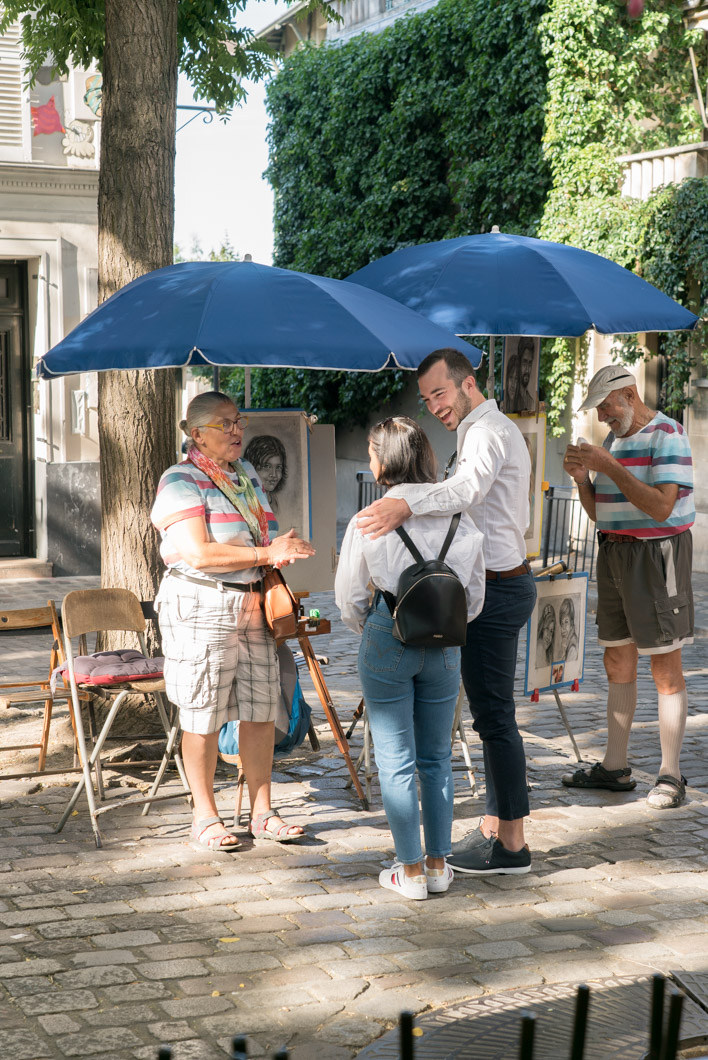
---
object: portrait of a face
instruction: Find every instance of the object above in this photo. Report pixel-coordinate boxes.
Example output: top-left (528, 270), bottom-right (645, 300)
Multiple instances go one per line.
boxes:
top-left (503, 336), bottom-right (539, 413)
top-left (244, 435), bottom-right (288, 513)
top-left (536, 602), bottom-right (556, 668)
top-left (241, 411), bottom-right (311, 539)
top-left (525, 573), bottom-right (588, 695)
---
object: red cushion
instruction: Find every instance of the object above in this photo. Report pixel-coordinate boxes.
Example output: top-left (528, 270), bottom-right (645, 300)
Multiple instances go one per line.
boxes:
top-left (59, 650), bottom-right (164, 686)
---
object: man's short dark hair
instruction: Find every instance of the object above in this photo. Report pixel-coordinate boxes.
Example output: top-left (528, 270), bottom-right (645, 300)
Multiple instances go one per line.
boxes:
top-left (417, 348), bottom-right (476, 387)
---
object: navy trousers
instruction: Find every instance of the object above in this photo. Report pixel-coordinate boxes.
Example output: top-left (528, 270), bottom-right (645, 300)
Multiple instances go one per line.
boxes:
top-left (460, 569), bottom-right (537, 821)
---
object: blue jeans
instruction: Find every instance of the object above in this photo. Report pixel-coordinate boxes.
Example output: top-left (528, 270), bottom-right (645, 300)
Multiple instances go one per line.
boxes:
top-left (358, 597), bottom-right (460, 865)
top-left (460, 570), bottom-right (537, 821)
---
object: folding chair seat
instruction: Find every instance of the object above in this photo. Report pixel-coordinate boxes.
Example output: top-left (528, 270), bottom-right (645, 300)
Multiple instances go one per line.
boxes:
top-left (54, 587), bottom-right (190, 847)
top-left (0, 602), bottom-right (82, 779)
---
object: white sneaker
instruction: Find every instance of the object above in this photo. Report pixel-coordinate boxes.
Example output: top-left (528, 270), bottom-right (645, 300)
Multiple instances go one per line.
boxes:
top-left (425, 861), bottom-right (454, 894)
top-left (379, 862), bottom-right (427, 900)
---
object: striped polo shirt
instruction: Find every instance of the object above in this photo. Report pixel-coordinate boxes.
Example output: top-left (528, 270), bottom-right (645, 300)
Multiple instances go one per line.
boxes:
top-left (594, 412), bottom-right (694, 538)
top-left (151, 459), bottom-right (278, 580)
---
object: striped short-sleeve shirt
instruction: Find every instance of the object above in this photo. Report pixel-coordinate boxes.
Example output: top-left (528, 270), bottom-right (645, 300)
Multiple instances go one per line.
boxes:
top-left (150, 458), bottom-right (278, 580)
top-left (594, 412), bottom-right (694, 538)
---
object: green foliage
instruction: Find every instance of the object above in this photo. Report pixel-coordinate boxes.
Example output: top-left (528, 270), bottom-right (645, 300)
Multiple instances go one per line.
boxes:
top-left (0, 0), bottom-right (339, 114)
top-left (267, 0), bottom-right (708, 433)
top-left (266, 0), bottom-right (550, 279)
top-left (538, 0), bottom-right (708, 433)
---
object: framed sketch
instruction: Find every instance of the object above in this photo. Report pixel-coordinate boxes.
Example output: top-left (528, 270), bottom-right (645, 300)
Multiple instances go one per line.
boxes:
top-left (242, 409), bottom-right (312, 540)
top-left (507, 413), bottom-right (545, 558)
top-left (502, 336), bottom-right (540, 414)
top-left (524, 572), bottom-right (588, 695)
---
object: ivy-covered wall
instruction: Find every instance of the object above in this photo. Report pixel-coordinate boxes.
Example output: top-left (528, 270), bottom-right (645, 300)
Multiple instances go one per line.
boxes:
top-left (257, 0), bottom-right (708, 432)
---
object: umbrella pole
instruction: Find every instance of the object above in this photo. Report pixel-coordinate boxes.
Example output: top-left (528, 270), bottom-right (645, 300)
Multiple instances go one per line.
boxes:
top-left (245, 366), bottom-right (251, 408)
top-left (488, 335), bottom-right (495, 398)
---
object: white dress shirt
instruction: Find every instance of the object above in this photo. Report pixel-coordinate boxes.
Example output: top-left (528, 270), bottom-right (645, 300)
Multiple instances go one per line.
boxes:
top-left (402, 401), bottom-right (530, 571)
top-left (335, 483), bottom-right (486, 633)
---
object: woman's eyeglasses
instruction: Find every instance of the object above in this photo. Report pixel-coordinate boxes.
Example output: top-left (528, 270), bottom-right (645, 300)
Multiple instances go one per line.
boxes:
top-left (198, 416), bottom-right (248, 433)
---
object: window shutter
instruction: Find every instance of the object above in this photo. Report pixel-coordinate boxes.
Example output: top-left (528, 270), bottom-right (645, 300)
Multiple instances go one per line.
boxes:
top-left (0, 24), bottom-right (26, 157)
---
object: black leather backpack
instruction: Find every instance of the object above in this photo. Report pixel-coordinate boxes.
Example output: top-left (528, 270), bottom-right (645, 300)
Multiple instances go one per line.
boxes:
top-left (382, 513), bottom-right (468, 647)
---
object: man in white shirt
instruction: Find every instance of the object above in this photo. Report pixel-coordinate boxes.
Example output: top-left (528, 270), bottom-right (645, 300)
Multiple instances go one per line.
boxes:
top-left (358, 348), bottom-right (537, 874)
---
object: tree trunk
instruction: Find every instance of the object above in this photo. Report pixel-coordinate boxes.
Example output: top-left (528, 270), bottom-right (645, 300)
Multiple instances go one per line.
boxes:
top-left (97, 0), bottom-right (178, 651)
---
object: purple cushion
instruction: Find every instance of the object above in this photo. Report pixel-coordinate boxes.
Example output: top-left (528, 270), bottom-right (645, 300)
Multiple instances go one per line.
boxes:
top-left (55, 649), bottom-right (164, 686)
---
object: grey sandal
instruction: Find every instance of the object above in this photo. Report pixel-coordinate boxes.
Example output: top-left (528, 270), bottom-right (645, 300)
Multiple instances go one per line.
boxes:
top-left (646, 774), bottom-right (686, 809)
top-left (561, 762), bottom-right (636, 791)
top-left (249, 809), bottom-right (304, 843)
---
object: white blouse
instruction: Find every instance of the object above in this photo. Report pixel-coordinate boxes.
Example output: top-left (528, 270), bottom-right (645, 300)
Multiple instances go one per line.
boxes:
top-left (335, 483), bottom-right (486, 633)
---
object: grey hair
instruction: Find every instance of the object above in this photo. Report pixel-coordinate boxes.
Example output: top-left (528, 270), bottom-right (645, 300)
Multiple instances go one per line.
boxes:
top-left (179, 391), bottom-right (235, 436)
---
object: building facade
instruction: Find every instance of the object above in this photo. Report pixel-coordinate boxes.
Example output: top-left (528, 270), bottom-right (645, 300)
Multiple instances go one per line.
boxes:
top-left (0, 23), bottom-right (102, 575)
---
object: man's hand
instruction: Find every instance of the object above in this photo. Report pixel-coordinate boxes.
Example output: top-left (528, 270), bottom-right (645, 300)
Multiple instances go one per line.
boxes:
top-left (357, 496), bottom-right (411, 539)
top-left (563, 443), bottom-right (590, 484)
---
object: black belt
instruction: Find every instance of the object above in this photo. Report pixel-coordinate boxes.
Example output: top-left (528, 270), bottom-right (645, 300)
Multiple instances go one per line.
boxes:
top-left (168, 568), bottom-right (262, 592)
top-left (598, 531), bottom-right (642, 543)
top-left (485, 560), bottom-right (531, 581)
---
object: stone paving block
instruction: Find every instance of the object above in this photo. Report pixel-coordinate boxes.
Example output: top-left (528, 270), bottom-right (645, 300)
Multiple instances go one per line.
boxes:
top-left (38, 918), bottom-right (112, 939)
top-left (319, 955), bottom-right (401, 979)
top-left (17, 988), bottom-right (98, 1015)
top-left (465, 939), bottom-right (534, 961)
top-left (0, 907), bottom-right (68, 927)
top-left (57, 1027), bottom-right (144, 1055)
top-left (340, 935), bottom-right (417, 958)
top-left (135, 1043), bottom-right (223, 1060)
top-left (147, 1019), bottom-right (199, 1041)
top-left (205, 952), bottom-right (282, 974)
top-left (307, 977), bottom-right (368, 1004)
top-left (535, 899), bottom-right (604, 917)
top-left (160, 995), bottom-right (235, 1018)
top-left (82, 1003), bottom-right (157, 1027)
top-left (278, 943), bottom-right (348, 967)
top-left (137, 942), bottom-right (214, 962)
top-left (280, 926), bottom-right (358, 948)
top-left (38, 1012), bottom-right (82, 1034)
top-left (0, 1028), bottom-right (52, 1059)
top-left (528, 933), bottom-right (592, 952)
top-left (474, 920), bottom-right (541, 941)
top-left (54, 966), bottom-right (138, 988)
top-left (391, 947), bottom-right (474, 972)
top-left (102, 982), bottom-right (171, 1003)
top-left (71, 949), bottom-right (139, 966)
top-left (138, 957), bottom-right (210, 980)
top-left (231, 898), bottom-right (304, 917)
top-left (0, 957), bottom-right (64, 978)
top-left (128, 894), bottom-right (200, 913)
top-left (13, 889), bottom-right (84, 909)
top-left (295, 891), bottom-right (372, 912)
top-left (94, 930), bottom-right (161, 949)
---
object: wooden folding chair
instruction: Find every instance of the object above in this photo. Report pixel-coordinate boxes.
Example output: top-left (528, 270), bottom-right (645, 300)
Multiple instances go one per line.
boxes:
top-left (0, 601), bottom-right (81, 779)
top-left (54, 588), bottom-right (190, 847)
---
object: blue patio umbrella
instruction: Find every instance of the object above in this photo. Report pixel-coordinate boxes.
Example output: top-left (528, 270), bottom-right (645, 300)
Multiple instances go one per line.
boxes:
top-left (36, 260), bottom-right (482, 379)
top-left (347, 232), bottom-right (699, 338)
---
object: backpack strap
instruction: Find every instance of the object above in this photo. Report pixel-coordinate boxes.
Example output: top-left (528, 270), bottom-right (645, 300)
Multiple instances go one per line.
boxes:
top-left (394, 525), bottom-right (425, 564)
top-left (437, 512), bottom-right (461, 562)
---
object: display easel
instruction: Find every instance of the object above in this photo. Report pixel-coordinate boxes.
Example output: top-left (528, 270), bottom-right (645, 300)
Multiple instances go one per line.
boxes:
top-left (530, 562), bottom-right (582, 761)
top-left (291, 593), bottom-right (369, 809)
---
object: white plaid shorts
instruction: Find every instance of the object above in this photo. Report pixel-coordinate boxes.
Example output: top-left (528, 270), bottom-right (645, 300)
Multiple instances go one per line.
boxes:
top-left (155, 574), bottom-right (280, 734)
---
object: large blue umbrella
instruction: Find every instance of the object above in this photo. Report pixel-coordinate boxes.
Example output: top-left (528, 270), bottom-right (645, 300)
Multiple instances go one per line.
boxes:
top-left (347, 232), bottom-right (699, 337)
top-left (36, 260), bottom-right (482, 379)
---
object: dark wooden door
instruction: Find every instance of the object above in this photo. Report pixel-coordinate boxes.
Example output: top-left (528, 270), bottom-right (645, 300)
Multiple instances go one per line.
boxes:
top-left (0, 263), bottom-right (32, 556)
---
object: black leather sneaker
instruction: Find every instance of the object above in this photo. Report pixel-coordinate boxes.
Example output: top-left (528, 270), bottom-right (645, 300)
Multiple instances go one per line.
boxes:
top-left (448, 834), bottom-right (531, 875)
top-left (450, 818), bottom-right (495, 855)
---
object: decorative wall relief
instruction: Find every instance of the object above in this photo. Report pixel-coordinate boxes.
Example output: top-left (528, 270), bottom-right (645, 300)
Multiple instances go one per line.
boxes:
top-left (62, 119), bottom-right (95, 159)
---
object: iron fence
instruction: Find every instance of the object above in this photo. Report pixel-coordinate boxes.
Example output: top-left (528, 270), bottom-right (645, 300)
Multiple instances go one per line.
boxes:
top-left (357, 470), bottom-right (386, 510)
top-left (540, 484), bottom-right (597, 578)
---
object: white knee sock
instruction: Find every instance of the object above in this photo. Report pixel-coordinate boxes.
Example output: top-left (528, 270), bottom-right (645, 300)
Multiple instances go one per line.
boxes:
top-left (602, 681), bottom-right (637, 771)
top-left (658, 688), bottom-right (687, 779)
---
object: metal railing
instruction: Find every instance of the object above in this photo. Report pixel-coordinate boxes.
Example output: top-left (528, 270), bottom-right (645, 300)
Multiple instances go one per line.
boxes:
top-left (540, 485), bottom-right (597, 578)
top-left (357, 470), bottom-right (386, 510)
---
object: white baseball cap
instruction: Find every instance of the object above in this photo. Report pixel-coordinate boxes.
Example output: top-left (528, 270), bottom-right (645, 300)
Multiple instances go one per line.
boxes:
top-left (578, 365), bottom-right (637, 411)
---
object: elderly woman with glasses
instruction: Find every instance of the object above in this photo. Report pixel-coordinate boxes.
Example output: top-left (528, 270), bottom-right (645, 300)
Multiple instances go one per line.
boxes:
top-left (151, 391), bottom-right (315, 852)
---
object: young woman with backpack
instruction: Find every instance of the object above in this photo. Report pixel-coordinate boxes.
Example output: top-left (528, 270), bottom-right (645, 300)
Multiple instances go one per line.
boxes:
top-left (335, 417), bottom-right (485, 899)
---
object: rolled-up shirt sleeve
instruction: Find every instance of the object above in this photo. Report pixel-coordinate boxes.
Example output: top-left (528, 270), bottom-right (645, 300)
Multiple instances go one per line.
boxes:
top-left (404, 428), bottom-right (505, 516)
top-left (334, 518), bottom-right (373, 633)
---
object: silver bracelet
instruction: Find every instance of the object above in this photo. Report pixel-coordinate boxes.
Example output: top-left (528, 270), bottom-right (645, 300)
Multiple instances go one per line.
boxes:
top-left (252, 547), bottom-right (259, 565)
top-left (579, 475), bottom-right (591, 487)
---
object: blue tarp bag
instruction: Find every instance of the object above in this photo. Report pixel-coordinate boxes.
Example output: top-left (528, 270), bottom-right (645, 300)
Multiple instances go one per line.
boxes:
top-left (218, 643), bottom-right (312, 761)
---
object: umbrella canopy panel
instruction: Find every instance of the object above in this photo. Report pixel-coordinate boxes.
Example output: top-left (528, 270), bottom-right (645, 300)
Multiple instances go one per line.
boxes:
top-left (36, 260), bottom-right (482, 379)
top-left (347, 233), bottom-right (699, 338)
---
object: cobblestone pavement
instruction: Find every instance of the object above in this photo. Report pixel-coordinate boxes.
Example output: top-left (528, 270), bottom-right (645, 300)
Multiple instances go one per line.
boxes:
top-left (1, 575), bottom-right (708, 1059)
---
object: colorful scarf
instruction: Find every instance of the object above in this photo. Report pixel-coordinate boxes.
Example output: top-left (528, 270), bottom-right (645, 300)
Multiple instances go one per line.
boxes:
top-left (187, 445), bottom-right (271, 547)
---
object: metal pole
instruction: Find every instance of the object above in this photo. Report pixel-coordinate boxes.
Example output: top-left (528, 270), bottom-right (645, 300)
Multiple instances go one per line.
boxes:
top-left (244, 367), bottom-right (251, 408)
top-left (488, 335), bottom-right (495, 398)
